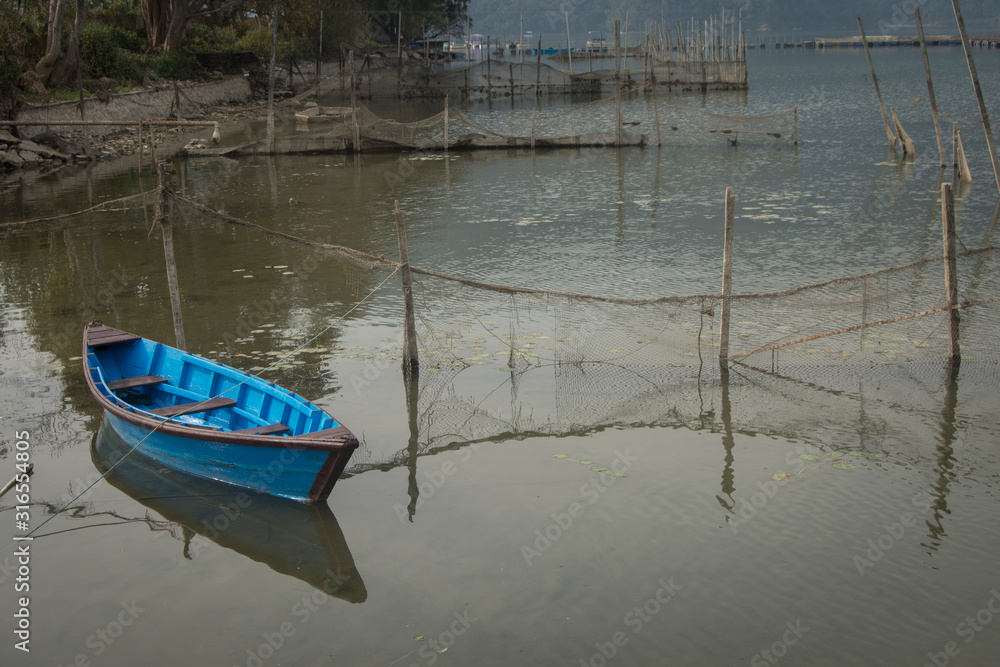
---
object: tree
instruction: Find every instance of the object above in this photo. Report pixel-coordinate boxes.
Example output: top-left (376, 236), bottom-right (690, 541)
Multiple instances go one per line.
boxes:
top-left (142, 0), bottom-right (242, 52)
top-left (33, 0), bottom-right (85, 88)
top-left (34, 0), bottom-right (67, 83)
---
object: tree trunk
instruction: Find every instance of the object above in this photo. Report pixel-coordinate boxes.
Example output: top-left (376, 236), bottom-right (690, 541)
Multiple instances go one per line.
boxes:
top-left (34, 0), bottom-right (67, 84)
top-left (163, 0), bottom-right (190, 52)
top-left (142, 0), bottom-right (169, 49)
top-left (48, 0), bottom-right (85, 88)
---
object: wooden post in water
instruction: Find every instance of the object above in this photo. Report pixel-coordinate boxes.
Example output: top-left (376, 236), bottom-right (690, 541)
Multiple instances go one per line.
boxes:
top-left (156, 165), bottom-right (186, 350)
top-left (793, 106), bottom-right (798, 145)
top-left (891, 107), bottom-right (915, 156)
top-left (395, 201), bottom-right (420, 377)
top-left (614, 20), bottom-right (622, 147)
top-left (565, 12), bottom-right (573, 70)
top-left (531, 107), bottom-right (536, 149)
top-left (951, 0), bottom-right (1000, 196)
top-left (349, 51), bottom-right (361, 153)
top-left (317, 10), bottom-right (323, 96)
top-left (443, 93), bottom-right (449, 152)
top-left (536, 39), bottom-right (542, 98)
top-left (652, 72), bottom-right (662, 147)
top-left (941, 182), bottom-right (960, 364)
top-left (266, 7), bottom-right (278, 154)
top-left (719, 187), bottom-right (735, 373)
top-left (487, 37), bottom-right (492, 97)
top-left (956, 128), bottom-right (973, 182)
top-left (916, 7), bottom-right (946, 168)
top-left (857, 17), bottom-right (895, 150)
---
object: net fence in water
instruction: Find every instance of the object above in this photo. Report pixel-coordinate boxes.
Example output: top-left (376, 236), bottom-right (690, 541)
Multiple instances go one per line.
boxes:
top-left (426, 58), bottom-right (747, 97)
top-left (397, 246), bottom-right (1000, 455)
top-left (6, 186), bottom-right (996, 470)
top-left (280, 93), bottom-right (796, 152)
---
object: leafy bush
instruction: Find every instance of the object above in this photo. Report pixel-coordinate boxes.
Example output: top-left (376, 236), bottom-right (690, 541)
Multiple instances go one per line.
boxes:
top-left (147, 50), bottom-right (201, 79)
top-left (233, 25), bottom-right (290, 61)
top-left (81, 23), bottom-right (144, 82)
top-left (0, 55), bottom-right (23, 117)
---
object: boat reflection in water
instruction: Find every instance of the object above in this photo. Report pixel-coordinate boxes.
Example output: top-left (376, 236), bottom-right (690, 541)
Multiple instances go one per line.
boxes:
top-left (92, 419), bottom-right (367, 603)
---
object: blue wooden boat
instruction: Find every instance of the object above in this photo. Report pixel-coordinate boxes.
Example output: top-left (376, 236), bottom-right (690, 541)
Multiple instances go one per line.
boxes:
top-left (83, 321), bottom-right (359, 503)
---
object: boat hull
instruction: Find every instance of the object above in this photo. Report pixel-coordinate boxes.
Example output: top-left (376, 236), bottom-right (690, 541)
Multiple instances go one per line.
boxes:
top-left (101, 410), bottom-right (342, 502)
top-left (83, 321), bottom-right (358, 503)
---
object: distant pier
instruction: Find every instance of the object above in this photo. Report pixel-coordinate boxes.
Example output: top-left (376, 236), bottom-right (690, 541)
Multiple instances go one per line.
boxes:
top-left (747, 35), bottom-right (1000, 49)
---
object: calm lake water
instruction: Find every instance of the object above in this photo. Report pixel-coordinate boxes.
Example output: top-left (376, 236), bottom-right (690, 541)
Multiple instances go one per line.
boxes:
top-left (2, 47), bottom-right (1000, 666)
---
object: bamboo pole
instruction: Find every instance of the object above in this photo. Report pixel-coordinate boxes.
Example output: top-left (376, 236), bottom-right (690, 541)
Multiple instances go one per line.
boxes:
top-left (266, 7), bottom-right (278, 154)
top-left (566, 12), bottom-right (573, 70)
top-left (891, 107), bottom-right (916, 156)
top-left (956, 127), bottom-right (973, 182)
top-left (317, 10), bottom-right (323, 96)
top-left (857, 17), bottom-right (896, 150)
top-left (530, 107), bottom-right (536, 149)
top-left (0, 463), bottom-right (32, 499)
top-left (0, 120), bottom-right (219, 128)
top-left (395, 201), bottom-right (419, 377)
top-left (157, 164), bottom-right (186, 350)
top-left (951, 0), bottom-right (1000, 196)
top-left (349, 51), bottom-right (360, 153)
top-left (536, 38), bottom-right (542, 97)
top-left (614, 20), bottom-right (622, 147)
top-left (916, 7), bottom-right (946, 168)
top-left (941, 182), bottom-right (961, 364)
top-left (487, 37), bottom-right (492, 97)
top-left (719, 187), bottom-right (735, 372)
top-left (443, 93), bottom-right (449, 152)
top-left (652, 71), bottom-right (662, 147)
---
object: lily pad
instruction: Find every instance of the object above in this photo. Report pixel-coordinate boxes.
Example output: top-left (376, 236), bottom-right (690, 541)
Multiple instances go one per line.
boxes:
top-left (612, 472), bottom-right (627, 478)
top-left (832, 462), bottom-right (855, 470)
top-left (412, 635), bottom-right (424, 641)
top-left (591, 466), bottom-right (608, 472)
top-left (771, 472), bottom-right (790, 481)
top-left (552, 454), bottom-right (569, 459)
top-left (579, 460), bottom-right (593, 465)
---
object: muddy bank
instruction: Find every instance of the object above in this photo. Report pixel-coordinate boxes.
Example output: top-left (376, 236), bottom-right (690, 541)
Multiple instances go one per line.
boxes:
top-left (1, 49), bottom-right (433, 175)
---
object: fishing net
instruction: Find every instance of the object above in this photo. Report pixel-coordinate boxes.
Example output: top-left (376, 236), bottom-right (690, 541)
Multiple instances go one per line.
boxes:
top-left (427, 57), bottom-right (747, 98)
top-left (6, 180), bottom-right (996, 476)
top-left (284, 94), bottom-right (795, 152)
top-left (399, 245), bottom-right (1000, 457)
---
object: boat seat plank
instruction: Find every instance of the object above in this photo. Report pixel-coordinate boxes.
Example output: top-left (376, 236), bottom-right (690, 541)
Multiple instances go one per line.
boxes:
top-left (149, 397), bottom-right (237, 418)
top-left (88, 331), bottom-right (142, 347)
top-left (230, 423), bottom-right (291, 436)
top-left (107, 375), bottom-right (167, 392)
top-left (289, 425), bottom-right (353, 441)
